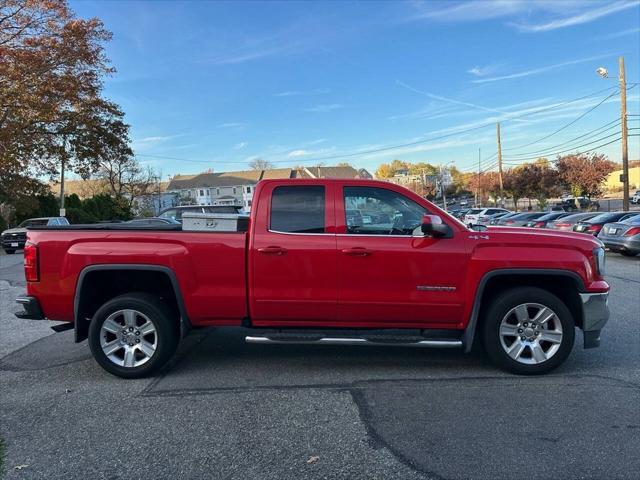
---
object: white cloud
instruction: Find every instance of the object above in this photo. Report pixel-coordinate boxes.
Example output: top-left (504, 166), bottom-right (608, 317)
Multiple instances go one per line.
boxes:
top-left (594, 26), bottom-right (640, 40)
top-left (234, 142), bottom-right (247, 150)
top-left (407, 0), bottom-right (640, 33)
top-left (472, 54), bottom-right (612, 83)
top-left (217, 122), bottom-right (245, 128)
top-left (288, 149), bottom-right (310, 158)
top-left (132, 134), bottom-right (183, 150)
top-left (468, 64), bottom-right (503, 77)
top-left (512, 1), bottom-right (639, 32)
top-left (304, 103), bottom-right (343, 113)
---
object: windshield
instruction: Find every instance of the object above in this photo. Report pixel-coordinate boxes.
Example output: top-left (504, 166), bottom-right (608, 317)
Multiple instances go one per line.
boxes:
top-left (19, 219), bottom-right (48, 227)
top-left (622, 214), bottom-right (640, 225)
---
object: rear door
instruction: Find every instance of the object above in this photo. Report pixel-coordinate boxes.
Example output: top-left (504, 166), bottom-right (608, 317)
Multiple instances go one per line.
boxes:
top-left (335, 183), bottom-right (469, 327)
top-left (249, 182), bottom-right (338, 325)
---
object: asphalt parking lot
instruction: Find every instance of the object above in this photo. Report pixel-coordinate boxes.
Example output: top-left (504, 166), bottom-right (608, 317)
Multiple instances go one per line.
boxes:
top-left (1, 250), bottom-right (639, 479)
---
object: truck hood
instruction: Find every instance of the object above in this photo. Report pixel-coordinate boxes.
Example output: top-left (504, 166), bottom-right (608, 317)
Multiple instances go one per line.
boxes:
top-left (1, 227), bottom-right (27, 236)
top-left (485, 226), bottom-right (603, 251)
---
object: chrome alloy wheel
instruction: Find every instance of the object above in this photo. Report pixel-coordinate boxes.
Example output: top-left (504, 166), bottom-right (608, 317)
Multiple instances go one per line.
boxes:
top-left (100, 309), bottom-right (158, 368)
top-left (498, 303), bottom-right (563, 365)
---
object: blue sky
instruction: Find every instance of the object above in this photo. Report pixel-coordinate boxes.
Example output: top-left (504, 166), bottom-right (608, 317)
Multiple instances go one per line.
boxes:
top-left (71, 0), bottom-right (640, 178)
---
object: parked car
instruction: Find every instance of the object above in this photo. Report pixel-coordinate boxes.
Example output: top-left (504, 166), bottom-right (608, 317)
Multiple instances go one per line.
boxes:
top-left (450, 209), bottom-right (470, 220)
top-left (524, 212), bottom-right (571, 228)
top-left (1, 217), bottom-right (69, 254)
top-left (158, 205), bottom-right (243, 222)
top-left (631, 191), bottom-right (640, 204)
top-left (561, 197), bottom-right (600, 212)
top-left (459, 199), bottom-right (468, 207)
top-left (16, 179), bottom-right (609, 378)
top-left (572, 212), bottom-right (637, 236)
top-left (597, 214), bottom-right (640, 256)
top-left (547, 212), bottom-right (599, 232)
top-left (126, 217), bottom-right (181, 226)
top-left (465, 208), bottom-right (511, 226)
top-left (496, 212), bottom-right (546, 227)
top-left (489, 212), bottom-right (518, 225)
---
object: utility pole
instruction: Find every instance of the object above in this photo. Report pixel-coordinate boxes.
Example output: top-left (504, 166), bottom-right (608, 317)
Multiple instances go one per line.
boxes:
top-left (475, 148), bottom-right (480, 207)
top-left (440, 165), bottom-right (448, 212)
top-left (619, 56), bottom-right (629, 211)
top-left (497, 123), bottom-right (504, 207)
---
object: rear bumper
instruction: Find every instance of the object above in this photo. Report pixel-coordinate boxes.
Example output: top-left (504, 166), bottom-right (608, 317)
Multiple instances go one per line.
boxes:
top-left (15, 296), bottom-right (45, 320)
top-left (600, 236), bottom-right (640, 254)
top-left (579, 292), bottom-right (609, 349)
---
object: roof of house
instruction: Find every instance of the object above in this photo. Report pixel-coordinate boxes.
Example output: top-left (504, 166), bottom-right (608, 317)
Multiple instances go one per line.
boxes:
top-left (166, 166), bottom-right (369, 190)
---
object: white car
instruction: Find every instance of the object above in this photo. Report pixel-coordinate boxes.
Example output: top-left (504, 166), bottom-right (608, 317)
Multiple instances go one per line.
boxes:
top-left (464, 208), bottom-right (511, 226)
top-left (459, 199), bottom-right (468, 207)
top-left (631, 191), bottom-right (640, 205)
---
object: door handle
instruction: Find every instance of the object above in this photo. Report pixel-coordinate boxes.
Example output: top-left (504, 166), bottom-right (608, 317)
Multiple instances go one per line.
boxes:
top-left (258, 246), bottom-right (287, 255)
top-left (341, 247), bottom-right (372, 256)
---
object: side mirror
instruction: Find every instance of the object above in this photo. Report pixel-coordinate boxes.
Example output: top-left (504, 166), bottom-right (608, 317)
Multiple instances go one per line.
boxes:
top-left (421, 214), bottom-right (453, 238)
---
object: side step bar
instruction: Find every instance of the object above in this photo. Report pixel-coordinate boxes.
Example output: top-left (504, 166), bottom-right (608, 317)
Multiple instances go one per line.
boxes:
top-left (245, 336), bottom-right (462, 348)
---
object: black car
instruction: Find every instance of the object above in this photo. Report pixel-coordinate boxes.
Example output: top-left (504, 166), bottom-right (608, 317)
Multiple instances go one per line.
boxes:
top-left (524, 212), bottom-right (571, 228)
top-left (572, 211), bottom-right (638, 236)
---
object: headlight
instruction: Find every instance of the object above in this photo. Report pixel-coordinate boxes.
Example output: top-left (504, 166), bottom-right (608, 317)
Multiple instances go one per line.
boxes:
top-left (593, 247), bottom-right (605, 276)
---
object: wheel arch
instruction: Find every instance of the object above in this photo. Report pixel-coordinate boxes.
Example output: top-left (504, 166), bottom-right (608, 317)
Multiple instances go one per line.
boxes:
top-left (462, 269), bottom-right (585, 352)
top-left (74, 264), bottom-right (190, 343)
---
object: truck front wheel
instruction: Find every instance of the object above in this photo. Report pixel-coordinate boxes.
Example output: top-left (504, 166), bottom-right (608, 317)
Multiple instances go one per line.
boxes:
top-left (482, 287), bottom-right (575, 375)
top-left (88, 293), bottom-right (179, 378)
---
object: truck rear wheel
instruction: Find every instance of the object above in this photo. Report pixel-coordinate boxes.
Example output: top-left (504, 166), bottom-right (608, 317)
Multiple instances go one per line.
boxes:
top-left (88, 293), bottom-right (178, 378)
top-left (482, 287), bottom-right (575, 375)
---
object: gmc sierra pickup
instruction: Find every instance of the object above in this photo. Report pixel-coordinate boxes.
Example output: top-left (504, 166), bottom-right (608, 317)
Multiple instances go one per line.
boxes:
top-left (16, 179), bottom-right (610, 378)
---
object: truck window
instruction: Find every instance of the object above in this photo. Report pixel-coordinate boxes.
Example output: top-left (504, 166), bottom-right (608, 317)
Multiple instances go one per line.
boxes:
top-left (343, 186), bottom-right (425, 235)
top-left (270, 186), bottom-right (325, 234)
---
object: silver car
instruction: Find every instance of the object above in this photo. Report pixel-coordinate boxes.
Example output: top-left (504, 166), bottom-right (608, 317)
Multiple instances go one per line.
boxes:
top-left (597, 214), bottom-right (640, 256)
top-left (547, 212), bottom-right (598, 232)
top-left (496, 211), bottom-right (546, 227)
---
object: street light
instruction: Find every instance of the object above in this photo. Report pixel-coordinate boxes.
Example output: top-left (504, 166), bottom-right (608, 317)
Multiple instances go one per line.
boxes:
top-left (597, 57), bottom-right (629, 211)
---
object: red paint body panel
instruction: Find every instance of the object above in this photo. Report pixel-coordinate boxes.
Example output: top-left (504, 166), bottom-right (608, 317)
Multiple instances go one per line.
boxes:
top-left (26, 179), bottom-right (609, 331)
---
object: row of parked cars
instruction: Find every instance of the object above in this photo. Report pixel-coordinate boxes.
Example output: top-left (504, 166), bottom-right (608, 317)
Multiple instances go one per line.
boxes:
top-left (449, 207), bottom-right (640, 257)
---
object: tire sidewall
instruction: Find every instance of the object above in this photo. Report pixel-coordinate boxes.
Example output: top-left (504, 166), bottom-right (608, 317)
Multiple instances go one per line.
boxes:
top-left (88, 294), bottom-right (178, 378)
top-left (482, 287), bottom-right (575, 375)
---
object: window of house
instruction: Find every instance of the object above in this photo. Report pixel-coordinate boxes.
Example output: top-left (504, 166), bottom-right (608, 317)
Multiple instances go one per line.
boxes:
top-left (233, 187), bottom-right (237, 194)
top-left (343, 186), bottom-right (425, 235)
top-left (246, 186), bottom-right (251, 193)
top-left (270, 186), bottom-right (325, 234)
top-left (216, 188), bottom-right (220, 195)
top-left (199, 189), bottom-right (204, 196)
top-left (206, 189), bottom-right (210, 196)
top-left (248, 200), bottom-right (252, 207)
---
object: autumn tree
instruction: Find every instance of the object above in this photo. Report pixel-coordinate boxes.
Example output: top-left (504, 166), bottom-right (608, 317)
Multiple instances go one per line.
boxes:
top-left (249, 158), bottom-right (273, 170)
top-left (0, 0), bottom-right (131, 208)
top-left (556, 153), bottom-right (616, 198)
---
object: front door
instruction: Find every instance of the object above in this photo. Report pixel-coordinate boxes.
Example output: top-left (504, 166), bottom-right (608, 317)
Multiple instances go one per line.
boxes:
top-left (250, 183), bottom-right (338, 325)
top-left (336, 185), bottom-right (468, 327)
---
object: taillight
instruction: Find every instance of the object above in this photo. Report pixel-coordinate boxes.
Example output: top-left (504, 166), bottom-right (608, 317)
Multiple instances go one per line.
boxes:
top-left (479, 216), bottom-right (489, 221)
top-left (534, 221), bottom-right (545, 228)
top-left (505, 220), bottom-right (514, 224)
top-left (624, 227), bottom-right (640, 236)
top-left (586, 225), bottom-right (601, 233)
top-left (555, 222), bottom-right (570, 228)
top-left (24, 242), bottom-right (39, 282)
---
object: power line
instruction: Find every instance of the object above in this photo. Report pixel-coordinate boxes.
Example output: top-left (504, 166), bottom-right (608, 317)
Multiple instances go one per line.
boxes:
top-left (503, 128), bottom-right (639, 163)
top-left (133, 85), bottom-right (624, 168)
top-left (502, 132), bottom-right (639, 165)
top-left (502, 89), bottom-right (621, 152)
top-left (504, 118), bottom-right (621, 159)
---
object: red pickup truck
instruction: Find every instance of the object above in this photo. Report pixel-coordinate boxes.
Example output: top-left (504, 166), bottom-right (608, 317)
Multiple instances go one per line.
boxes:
top-left (16, 179), bottom-right (609, 378)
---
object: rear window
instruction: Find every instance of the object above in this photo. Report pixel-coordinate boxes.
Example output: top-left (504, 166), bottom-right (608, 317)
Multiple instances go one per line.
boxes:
top-left (586, 213), bottom-right (621, 224)
top-left (270, 186), bottom-right (325, 234)
top-left (622, 214), bottom-right (640, 225)
top-left (467, 209), bottom-right (483, 215)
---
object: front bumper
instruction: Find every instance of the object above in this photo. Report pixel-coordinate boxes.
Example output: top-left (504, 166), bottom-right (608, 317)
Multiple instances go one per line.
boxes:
top-left (2, 239), bottom-right (26, 249)
top-left (15, 296), bottom-right (45, 320)
top-left (579, 292), bottom-right (609, 349)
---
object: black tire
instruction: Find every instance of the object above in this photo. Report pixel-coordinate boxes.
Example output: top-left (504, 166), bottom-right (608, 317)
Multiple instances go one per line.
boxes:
top-left (4, 249), bottom-right (15, 254)
top-left (88, 293), bottom-right (179, 378)
top-left (482, 287), bottom-right (575, 375)
top-left (620, 251), bottom-right (638, 257)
